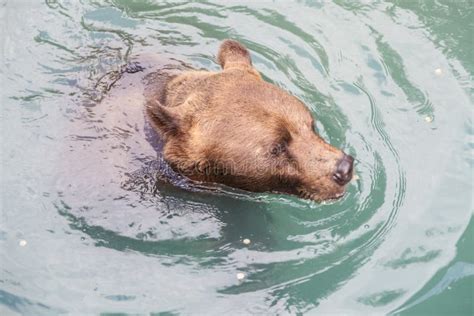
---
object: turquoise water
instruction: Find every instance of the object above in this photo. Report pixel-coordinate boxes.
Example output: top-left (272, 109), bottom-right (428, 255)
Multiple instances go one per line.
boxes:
top-left (1, 1), bottom-right (473, 314)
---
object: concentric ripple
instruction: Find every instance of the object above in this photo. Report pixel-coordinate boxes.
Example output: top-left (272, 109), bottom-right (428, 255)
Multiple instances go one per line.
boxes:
top-left (1, 1), bottom-right (472, 315)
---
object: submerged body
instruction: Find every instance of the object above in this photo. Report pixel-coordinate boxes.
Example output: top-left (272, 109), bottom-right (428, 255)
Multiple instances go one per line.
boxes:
top-left (146, 40), bottom-right (353, 201)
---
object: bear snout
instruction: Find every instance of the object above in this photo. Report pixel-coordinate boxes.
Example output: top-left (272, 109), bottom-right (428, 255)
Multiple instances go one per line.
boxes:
top-left (333, 154), bottom-right (354, 186)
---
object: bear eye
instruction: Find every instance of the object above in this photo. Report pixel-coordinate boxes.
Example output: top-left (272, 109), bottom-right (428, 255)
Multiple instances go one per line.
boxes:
top-left (271, 143), bottom-right (287, 156)
top-left (311, 119), bottom-right (317, 132)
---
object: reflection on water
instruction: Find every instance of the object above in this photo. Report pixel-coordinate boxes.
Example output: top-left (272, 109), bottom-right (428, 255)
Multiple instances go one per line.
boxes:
top-left (1, 0), bottom-right (472, 314)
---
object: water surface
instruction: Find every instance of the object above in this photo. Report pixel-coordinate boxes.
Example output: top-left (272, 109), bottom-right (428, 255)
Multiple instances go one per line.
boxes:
top-left (1, 0), bottom-right (473, 314)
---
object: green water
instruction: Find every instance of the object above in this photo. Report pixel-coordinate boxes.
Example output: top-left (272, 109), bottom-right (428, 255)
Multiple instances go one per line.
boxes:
top-left (1, 0), bottom-right (473, 314)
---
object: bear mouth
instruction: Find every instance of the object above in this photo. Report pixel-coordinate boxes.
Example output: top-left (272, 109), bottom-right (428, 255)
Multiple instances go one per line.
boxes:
top-left (297, 188), bottom-right (345, 202)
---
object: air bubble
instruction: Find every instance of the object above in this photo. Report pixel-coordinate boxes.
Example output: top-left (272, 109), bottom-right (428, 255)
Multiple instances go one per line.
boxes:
top-left (236, 272), bottom-right (245, 280)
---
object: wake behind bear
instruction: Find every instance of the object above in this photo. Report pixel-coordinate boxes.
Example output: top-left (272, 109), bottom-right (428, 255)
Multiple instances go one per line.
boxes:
top-left (146, 40), bottom-right (353, 201)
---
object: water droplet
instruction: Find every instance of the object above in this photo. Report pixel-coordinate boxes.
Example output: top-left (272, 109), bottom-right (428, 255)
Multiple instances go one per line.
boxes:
top-left (364, 224), bottom-right (369, 229)
top-left (434, 68), bottom-right (443, 76)
top-left (425, 116), bottom-right (433, 123)
top-left (236, 272), bottom-right (245, 280)
top-left (19, 240), bottom-right (27, 247)
top-left (243, 238), bottom-right (251, 245)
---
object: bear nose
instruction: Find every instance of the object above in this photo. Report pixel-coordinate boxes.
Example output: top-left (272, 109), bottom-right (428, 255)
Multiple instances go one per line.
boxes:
top-left (333, 154), bottom-right (354, 186)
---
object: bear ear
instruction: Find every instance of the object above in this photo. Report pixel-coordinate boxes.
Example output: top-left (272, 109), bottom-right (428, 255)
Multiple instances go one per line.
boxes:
top-left (146, 100), bottom-right (180, 138)
top-left (217, 39), bottom-right (252, 70)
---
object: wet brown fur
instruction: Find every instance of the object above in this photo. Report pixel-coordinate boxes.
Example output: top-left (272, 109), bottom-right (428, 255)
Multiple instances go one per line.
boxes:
top-left (146, 40), bottom-right (347, 201)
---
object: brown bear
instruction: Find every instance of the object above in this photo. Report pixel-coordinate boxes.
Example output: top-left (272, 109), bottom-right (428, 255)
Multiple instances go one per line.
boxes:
top-left (145, 40), bottom-right (353, 201)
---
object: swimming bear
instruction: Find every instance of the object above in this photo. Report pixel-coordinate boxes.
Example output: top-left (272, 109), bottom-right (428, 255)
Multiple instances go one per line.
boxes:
top-left (146, 40), bottom-right (353, 201)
